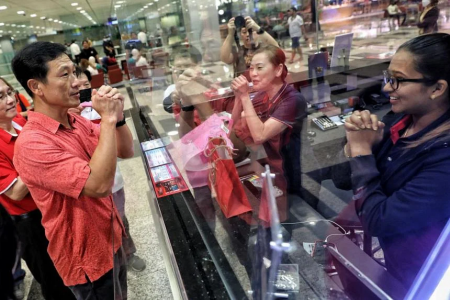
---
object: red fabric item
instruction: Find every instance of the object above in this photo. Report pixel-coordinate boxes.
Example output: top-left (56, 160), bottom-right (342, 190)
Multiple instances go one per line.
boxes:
top-left (15, 93), bottom-right (30, 113)
top-left (205, 137), bottom-right (252, 218)
top-left (13, 111), bottom-right (124, 286)
top-left (390, 115), bottom-right (412, 144)
top-left (0, 115), bottom-right (37, 215)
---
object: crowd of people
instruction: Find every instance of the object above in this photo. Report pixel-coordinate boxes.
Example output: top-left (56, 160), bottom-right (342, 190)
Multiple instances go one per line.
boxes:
top-left (0, 40), bottom-right (145, 300)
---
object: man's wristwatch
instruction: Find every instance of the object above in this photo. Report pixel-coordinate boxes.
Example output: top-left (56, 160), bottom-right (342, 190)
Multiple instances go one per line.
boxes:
top-left (116, 116), bottom-right (126, 128)
top-left (257, 28), bottom-right (265, 35)
top-left (181, 105), bottom-right (195, 112)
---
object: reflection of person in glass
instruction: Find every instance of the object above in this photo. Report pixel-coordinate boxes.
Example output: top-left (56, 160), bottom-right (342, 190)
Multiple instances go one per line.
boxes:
top-left (221, 16), bottom-right (279, 78)
top-left (339, 33), bottom-right (450, 288)
top-left (418, 0), bottom-right (439, 35)
top-left (231, 45), bottom-right (307, 220)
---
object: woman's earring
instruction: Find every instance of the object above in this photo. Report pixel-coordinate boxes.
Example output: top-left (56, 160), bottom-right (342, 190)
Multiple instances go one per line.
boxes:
top-left (431, 95), bottom-right (436, 100)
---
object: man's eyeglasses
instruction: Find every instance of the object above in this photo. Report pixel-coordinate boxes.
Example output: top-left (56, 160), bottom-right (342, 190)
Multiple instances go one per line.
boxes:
top-left (383, 70), bottom-right (433, 91)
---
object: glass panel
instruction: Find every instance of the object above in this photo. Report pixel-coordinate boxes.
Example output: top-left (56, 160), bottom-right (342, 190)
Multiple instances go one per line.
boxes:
top-left (114, 0), bottom-right (450, 298)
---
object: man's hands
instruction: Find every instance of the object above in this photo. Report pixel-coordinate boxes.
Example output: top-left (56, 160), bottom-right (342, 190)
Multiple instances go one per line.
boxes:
top-left (344, 110), bottom-right (385, 157)
top-left (175, 68), bottom-right (209, 106)
top-left (68, 105), bottom-right (84, 116)
top-left (245, 16), bottom-right (260, 32)
top-left (91, 85), bottom-right (124, 123)
top-left (228, 16), bottom-right (261, 35)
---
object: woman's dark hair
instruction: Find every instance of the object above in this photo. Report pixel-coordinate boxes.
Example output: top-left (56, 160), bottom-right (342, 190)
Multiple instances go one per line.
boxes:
top-left (11, 41), bottom-right (68, 98)
top-left (398, 33), bottom-right (450, 89)
top-left (252, 45), bottom-right (288, 80)
top-left (397, 33), bottom-right (450, 148)
top-left (0, 77), bottom-right (14, 92)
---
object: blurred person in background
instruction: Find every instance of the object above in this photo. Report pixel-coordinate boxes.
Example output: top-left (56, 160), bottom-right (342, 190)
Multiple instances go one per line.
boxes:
top-left (418, 0), bottom-right (439, 34)
top-left (221, 16), bottom-right (279, 78)
top-left (286, 7), bottom-right (307, 64)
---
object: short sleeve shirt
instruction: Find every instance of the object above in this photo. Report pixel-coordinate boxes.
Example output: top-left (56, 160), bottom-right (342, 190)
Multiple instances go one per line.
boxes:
top-left (13, 111), bottom-right (124, 286)
top-left (288, 15), bottom-right (304, 38)
top-left (255, 84), bottom-right (307, 191)
top-left (0, 115), bottom-right (37, 215)
top-left (79, 47), bottom-right (99, 62)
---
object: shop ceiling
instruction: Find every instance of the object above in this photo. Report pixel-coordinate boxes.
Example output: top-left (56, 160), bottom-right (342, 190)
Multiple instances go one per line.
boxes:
top-left (0, 0), bottom-right (158, 36)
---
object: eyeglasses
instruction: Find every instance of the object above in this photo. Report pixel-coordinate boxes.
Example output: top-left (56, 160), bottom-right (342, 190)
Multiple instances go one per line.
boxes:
top-left (383, 70), bottom-right (433, 91)
top-left (0, 89), bottom-right (15, 102)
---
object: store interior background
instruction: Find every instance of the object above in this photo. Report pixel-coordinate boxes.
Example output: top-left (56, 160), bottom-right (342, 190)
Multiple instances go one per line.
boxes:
top-left (1, 0), bottom-right (449, 299)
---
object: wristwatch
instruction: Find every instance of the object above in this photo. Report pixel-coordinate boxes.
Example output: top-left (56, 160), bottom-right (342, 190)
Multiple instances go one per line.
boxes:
top-left (116, 116), bottom-right (126, 128)
top-left (257, 28), bottom-right (265, 35)
top-left (181, 105), bottom-right (195, 112)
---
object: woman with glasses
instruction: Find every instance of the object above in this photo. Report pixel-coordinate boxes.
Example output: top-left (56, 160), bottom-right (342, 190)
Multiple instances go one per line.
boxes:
top-left (339, 33), bottom-right (450, 288)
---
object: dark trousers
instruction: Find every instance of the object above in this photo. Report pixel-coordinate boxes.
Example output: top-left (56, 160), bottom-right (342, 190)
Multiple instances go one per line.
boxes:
top-left (0, 205), bottom-right (17, 300)
top-left (14, 210), bottom-right (75, 300)
top-left (69, 247), bottom-right (128, 300)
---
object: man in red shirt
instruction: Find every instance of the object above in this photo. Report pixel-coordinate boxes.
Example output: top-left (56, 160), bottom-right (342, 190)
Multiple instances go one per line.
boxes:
top-left (0, 78), bottom-right (74, 299)
top-left (12, 42), bottom-right (134, 299)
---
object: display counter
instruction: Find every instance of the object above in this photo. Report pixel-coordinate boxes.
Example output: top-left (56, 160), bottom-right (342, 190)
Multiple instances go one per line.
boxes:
top-left (123, 58), bottom-right (419, 299)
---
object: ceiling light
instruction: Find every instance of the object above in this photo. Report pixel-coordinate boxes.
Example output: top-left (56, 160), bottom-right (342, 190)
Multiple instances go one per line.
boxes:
top-left (71, 2), bottom-right (78, 6)
top-left (40, 16), bottom-right (46, 19)
top-left (80, 10), bottom-right (85, 13)
top-left (59, 21), bottom-right (62, 23)
top-left (17, 11), bottom-right (25, 14)
top-left (48, 18), bottom-right (53, 21)
top-left (30, 14), bottom-right (37, 17)
top-left (0, 23), bottom-right (4, 26)
top-left (77, 7), bottom-right (82, 10)
top-left (115, 5), bottom-right (121, 8)
top-left (0, 6), bottom-right (7, 10)
top-left (54, 20), bottom-right (58, 23)
top-left (144, 5), bottom-right (148, 8)
top-left (117, 1), bottom-right (125, 3)
top-left (11, 24), bottom-right (16, 27)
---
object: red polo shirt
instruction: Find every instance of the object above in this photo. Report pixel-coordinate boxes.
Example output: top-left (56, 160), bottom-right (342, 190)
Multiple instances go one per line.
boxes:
top-left (0, 115), bottom-right (37, 215)
top-left (13, 111), bottom-right (124, 286)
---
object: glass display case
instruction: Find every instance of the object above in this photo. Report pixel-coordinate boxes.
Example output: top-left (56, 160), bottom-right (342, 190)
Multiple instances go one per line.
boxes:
top-left (113, 0), bottom-right (449, 298)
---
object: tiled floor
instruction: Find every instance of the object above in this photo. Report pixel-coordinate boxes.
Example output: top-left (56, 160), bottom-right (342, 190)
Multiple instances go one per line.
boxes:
top-left (20, 8), bottom-right (450, 299)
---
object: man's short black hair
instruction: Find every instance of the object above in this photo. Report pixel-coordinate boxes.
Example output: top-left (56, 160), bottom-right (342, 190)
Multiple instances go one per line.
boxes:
top-left (170, 45), bottom-right (203, 66)
top-left (11, 41), bottom-right (68, 98)
top-left (71, 39), bottom-right (76, 44)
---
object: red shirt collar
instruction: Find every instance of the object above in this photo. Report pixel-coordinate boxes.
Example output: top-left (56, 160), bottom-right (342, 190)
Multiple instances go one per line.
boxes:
top-left (28, 111), bottom-right (78, 134)
top-left (0, 119), bottom-right (24, 144)
top-left (390, 115), bottom-right (412, 144)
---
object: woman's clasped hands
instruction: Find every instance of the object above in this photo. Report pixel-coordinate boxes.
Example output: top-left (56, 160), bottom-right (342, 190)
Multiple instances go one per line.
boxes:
top-left (344, 110), bottom-right (386, 156)
top-left (231, 75), bottom-right (250, 97)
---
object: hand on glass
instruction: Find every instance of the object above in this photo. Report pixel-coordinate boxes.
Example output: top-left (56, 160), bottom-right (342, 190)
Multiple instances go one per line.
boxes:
top-left (245, 16), bottom-right (260, 32)
top-left (175, 68), bottom-right (209, 97)
top-left (231, 75), bottom-right (250, 97)
top-left (92, 85), bottom-right (124, 123)
top-left (228, 17), bottom-right (236, 35)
